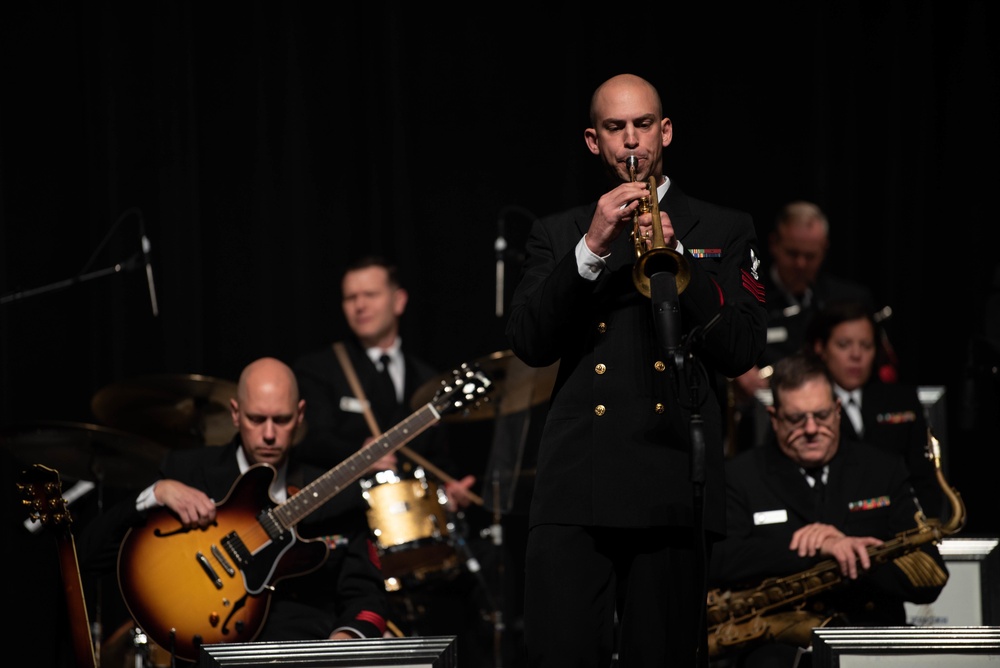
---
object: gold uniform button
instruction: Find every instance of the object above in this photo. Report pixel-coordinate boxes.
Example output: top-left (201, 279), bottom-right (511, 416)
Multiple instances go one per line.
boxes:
top-left (595, 364), bottom-right (607, 375)
top-left (654, 403), bottom-right (665, 414)
top-left (654, 360), bottom-right (666, 372)
top-left (597, 322), bottom-right (607, 333)
top-left (594, 405), bottom-right (606, 416)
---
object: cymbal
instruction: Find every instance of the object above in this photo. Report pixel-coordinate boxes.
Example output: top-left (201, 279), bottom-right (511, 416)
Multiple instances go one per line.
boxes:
top-left (91, 373), bottom-right (238, 448)
top-left (411, 350), bottom-right (558, 421)
top-left (1, 421), bottom-right (167, 489)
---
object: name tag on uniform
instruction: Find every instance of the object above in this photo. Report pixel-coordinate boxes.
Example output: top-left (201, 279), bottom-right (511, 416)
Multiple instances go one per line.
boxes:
top-left (767, 327), bottom-right (788, 344)
top-left (339, 396), bottom-right (367, 414)
top-left (754, 509), bottom-right (788, 525)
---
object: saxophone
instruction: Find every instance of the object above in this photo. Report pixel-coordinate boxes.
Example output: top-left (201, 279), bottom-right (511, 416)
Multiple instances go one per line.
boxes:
top-left (706, 429), bottom-right (965, 659)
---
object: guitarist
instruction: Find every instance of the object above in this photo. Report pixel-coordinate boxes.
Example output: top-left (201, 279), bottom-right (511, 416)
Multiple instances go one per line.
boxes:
top-left (77, 357), bottom-right (390, 657)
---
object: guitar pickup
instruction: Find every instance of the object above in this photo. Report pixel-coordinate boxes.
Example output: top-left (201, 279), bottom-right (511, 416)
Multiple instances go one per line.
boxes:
top-left (196, 552), bottom-right (223, 589)
top-left (211, 545), bottom-right (236, 577)
top-left (222, 531), bottom-right (251, 568)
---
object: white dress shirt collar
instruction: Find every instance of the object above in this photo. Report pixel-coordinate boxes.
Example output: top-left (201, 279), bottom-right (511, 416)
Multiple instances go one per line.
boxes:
top-left (834, 384), bottom-right (864, 436)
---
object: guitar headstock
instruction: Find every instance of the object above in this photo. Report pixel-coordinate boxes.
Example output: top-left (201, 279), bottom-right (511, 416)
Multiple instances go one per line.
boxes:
top-left (17, 463), bottom-right (71, 530)
top-left (430, 362), bottom-right (494, 418)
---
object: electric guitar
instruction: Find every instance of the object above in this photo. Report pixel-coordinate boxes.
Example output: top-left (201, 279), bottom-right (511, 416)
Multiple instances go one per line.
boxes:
top-left (19, 464), bottom-right (99, 668)
top-left (117, 363), bottom-right (492, 662)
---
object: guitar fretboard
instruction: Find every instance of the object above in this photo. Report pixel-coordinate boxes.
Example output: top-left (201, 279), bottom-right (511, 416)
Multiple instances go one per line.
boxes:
top-left (275, 402), bottom-right (442, 528)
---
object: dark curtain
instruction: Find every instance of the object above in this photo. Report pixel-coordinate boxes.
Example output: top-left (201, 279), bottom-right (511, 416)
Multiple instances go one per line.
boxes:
top-left (2, 3), bottom-right (997, 664)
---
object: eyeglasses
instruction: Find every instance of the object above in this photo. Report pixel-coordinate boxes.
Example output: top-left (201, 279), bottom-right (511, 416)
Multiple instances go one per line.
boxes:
top-left (776, 405), bottom-right (838, 428)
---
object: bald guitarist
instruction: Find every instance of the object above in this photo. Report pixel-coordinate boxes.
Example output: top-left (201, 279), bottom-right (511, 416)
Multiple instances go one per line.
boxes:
top-left (77, 357), bottom-right (390, 662)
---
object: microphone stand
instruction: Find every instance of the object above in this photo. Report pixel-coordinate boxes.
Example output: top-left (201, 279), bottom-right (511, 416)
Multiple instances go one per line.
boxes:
top-left (650, 280), bottom-right (720, 668)
top-left (683, 313), bottom-right (721, 668)
top-left (1, 208), bottom-right (149, 308)
top-left (490, 472), bottom-right (504, 668)
top-left (0, 254), bottom-right (142, 306)
top-left (494, 204), bottom-right (536, 319)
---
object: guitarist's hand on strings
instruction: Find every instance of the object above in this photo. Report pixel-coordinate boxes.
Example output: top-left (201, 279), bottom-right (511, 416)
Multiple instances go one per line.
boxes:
top-left (153, 479), bottom-right (217, 529)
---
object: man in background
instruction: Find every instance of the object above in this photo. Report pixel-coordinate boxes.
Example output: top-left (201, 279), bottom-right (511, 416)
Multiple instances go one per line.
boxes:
top-left (292, 255), bottom-right (490, 667)
top-left (728, 201), bottom-right (876, 454)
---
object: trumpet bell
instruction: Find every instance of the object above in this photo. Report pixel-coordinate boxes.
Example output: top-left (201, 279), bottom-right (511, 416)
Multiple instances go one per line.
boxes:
top-left (633, 247), bottom-right (691, 298)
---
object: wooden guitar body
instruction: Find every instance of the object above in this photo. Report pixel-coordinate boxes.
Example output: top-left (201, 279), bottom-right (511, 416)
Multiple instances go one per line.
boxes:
top-left (117, 465), bottom-right (327, 661)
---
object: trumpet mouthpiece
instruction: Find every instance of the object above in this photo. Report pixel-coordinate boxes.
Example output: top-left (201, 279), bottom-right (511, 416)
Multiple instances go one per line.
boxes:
top-left (626, 155), bottom-right (638, 172)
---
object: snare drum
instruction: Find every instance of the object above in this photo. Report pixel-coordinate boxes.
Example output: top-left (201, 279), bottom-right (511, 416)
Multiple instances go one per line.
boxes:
top-left (360, 468), bottom-right (459, 581)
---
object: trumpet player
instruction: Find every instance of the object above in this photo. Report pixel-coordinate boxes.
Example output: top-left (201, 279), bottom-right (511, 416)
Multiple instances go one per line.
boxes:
top-left (506, 73), bottom-right (767, 668)
top-left (708, 353), bottom-right (947, 667)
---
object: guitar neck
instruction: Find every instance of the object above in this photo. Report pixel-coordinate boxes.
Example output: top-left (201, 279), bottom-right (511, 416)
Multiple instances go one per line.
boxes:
top-left (56, 531), bottom-right (99, 668)
top-left (20, 464), bottom-right (99, 668)
top-left (275, 401), bottom-right (442, 528)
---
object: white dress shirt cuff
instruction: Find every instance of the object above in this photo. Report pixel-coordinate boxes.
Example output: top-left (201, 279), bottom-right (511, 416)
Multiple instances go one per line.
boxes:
top-left (135, 481), bottom-right (162, 512)
top-left (576, 235), bottom-right (608, 280)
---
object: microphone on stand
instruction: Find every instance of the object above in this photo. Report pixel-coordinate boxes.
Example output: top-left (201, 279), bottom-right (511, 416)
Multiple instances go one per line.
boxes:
top-left (138, 212), bottom-right (159, 317)
top-left (495, 218), bottom-right (507, 318)
top-left (650, 270), bottom-right (682, 365)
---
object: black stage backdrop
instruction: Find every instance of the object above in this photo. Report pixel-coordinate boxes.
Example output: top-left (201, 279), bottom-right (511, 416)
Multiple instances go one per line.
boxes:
top-left (2, 3), bottom-right (998, 665)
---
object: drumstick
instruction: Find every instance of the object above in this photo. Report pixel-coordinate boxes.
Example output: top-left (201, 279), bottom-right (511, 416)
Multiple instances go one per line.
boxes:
top-left (333, 343), bottom-right (484, 507)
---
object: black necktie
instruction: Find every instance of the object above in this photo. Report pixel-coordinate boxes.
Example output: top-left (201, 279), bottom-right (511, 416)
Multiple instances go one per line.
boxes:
top-left (804, 466), bottom-right (825, 513)
top-left (377, 354), bottom-right (398, 405)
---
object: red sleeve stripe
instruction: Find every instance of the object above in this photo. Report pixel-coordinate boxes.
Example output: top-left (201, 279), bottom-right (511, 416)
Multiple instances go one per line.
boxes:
top-left (711, 277), bottom-right (724, 305)
top-left (741, 270), bottom-right (765, 303)
top-left (355, 610), bottom-right (387, 635)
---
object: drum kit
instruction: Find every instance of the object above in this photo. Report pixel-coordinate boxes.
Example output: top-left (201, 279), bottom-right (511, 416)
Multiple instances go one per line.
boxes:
top-left (2, 350), bottom-right (557, 665)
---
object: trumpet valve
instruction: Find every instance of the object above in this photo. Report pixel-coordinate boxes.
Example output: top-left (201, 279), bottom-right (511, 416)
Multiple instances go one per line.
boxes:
top-left (637, 194), bottom-right (652, 215)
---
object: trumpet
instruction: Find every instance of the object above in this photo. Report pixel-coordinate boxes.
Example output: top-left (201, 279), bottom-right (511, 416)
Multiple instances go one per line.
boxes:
top-left (627, 155), bottom-right (690, 298)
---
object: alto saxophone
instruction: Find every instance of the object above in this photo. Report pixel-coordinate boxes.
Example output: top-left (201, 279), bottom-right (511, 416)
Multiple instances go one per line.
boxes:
top-left (706, 429), bottom-right (965, 659)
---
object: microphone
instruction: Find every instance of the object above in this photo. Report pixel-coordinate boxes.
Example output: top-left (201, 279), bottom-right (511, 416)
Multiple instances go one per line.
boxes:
top-left (650, 270), bottom-right (682, 362)
top-left (495, 220), bottom-right (507, 318)
top-left (138, 212), bottom-right (159, 317)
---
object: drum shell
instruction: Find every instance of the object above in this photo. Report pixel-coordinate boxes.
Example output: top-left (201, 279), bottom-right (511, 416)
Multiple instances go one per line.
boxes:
top-left (361, 473), bottom-right (457, 580)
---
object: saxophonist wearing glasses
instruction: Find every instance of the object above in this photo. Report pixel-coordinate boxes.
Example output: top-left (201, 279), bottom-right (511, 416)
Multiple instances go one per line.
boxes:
top-left (707, 353), bottom-right (949, 667)
top-left (506, 72), bottom-right (767, 667)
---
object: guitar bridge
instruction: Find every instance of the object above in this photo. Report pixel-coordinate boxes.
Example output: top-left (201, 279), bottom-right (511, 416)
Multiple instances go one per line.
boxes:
top-left (258, 508), bottom-right (288, 543)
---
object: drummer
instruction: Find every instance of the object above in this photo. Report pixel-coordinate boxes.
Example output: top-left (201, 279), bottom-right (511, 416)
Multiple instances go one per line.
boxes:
top-left (291, 255), bottom-right (477, 510)
top-left (292, 256), bottom-right (488, 668)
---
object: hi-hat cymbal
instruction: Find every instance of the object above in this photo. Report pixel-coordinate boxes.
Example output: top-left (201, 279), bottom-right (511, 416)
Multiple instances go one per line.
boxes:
top-left (1, 421), bottom-right (168, 489)
top-left (91, 373), bottom-right (238, 449)
top-left (411, 350), bottom-right (558, 421)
